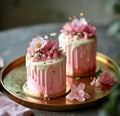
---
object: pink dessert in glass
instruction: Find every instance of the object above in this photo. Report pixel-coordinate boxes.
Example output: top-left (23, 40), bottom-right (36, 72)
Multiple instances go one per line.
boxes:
top-left (59, 18), bottom-right (97, 76)
top-left (25, 35), bottom-right (66, 98)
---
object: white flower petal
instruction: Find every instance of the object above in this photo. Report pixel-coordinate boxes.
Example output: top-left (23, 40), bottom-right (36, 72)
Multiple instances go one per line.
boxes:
top-left (72, 18), bottom-right (87, 26)
top-left (72, 18), bottom-right (79, 25)
top-left (79, 18), bottom-right (87, 25)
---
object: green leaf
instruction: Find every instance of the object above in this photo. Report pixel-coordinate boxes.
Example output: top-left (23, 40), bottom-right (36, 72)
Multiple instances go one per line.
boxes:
top-left (115, 53), bottom-right (120, 65)
top-left (105, 0), bottom-right (120, 14)
top-left (107, 20), bottom-right (120, 36)
top-left (98, 88), bottom-right (120, 116)
top-left (114, 3), bottom-right (120, 14)
top-left (116, 32), bottom-right (120, 40)
top-left (105, 0), bottom-right (117, 14)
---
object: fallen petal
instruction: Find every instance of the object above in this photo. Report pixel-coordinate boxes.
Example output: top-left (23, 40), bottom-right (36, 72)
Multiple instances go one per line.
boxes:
top-left (84, 92), bottom-right (90, 99)
top-left (77, 90), bottom-right (85, 97)
top-left (77, 83), bottom-right (85, 90)
top-left (90, 78), bottom-right (96, 86)
top-left (71, 83), bottom-right (77, 92)
top-left (95, 78), bottom-right (101, 87)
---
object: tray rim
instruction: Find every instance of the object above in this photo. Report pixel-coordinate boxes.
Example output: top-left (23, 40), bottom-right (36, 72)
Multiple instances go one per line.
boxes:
top-left (0, 52), bottom-right (120, 111)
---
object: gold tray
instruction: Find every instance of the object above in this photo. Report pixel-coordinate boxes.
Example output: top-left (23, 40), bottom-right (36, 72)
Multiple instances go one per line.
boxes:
top-left (1, 52), bottom-right (120, 111)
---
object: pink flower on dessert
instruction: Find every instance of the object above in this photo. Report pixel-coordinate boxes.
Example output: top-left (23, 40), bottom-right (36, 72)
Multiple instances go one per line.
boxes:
top-left (61, 23), bottom-right (75, 37)
top-left (61, 18), bottom-right (96, 39)
top-left (41, 40), bottom-right (58, 56)
top-left (27, 47), bottom-right (35, 56)
top-left (82, 25), bottom-right (96, 39)
top-left (100, 71), bottom-right (116, 86)
top-left (66, 83), bottom-right (90, 101)
top-left (53, 51), bottom-right (59, 59)
top-left (27, 34), bottom-right (62, 61)
top-left (63, 23), bottom-right (74, 32)
top-left (41, 40), bottom-right (59, 59)
top-left (32, 53), bottom-right (41, 62)
top-left (30, 36), bottom-right (45, 51)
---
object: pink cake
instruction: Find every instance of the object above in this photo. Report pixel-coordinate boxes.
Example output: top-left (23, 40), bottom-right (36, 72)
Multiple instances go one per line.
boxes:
top-left (25, 35), bottom-right (66, 98)
top-left (59, 18), bottom-right (97, 76)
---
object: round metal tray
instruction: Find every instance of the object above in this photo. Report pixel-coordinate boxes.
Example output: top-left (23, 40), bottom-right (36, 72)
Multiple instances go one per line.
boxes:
top-left (1, 52), bottom-right (120, 111)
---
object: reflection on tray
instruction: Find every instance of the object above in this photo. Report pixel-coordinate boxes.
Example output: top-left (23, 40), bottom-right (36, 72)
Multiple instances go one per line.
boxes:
top-left (1, 53), bottom-right (120, 111)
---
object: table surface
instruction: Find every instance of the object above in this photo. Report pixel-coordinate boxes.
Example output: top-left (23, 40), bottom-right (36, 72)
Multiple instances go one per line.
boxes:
top-left (0, 23), bottom-right (120, 116)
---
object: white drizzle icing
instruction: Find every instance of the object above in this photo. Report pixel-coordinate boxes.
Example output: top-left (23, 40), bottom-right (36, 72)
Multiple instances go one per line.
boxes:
top-left (26, 55), bottom-right (65, 70)
top-left (59, 33), bottom-right (95, 51)
top-left (59, 33), bottom-right (96, 75)
top-left (26, 54), bottom-right (66, 95)
top-left (59, 34), bottom-right (96, 62)
top-left (44, 69), bottom-right (48, 97)
top-left (75, 48), bottom-right (78, 69)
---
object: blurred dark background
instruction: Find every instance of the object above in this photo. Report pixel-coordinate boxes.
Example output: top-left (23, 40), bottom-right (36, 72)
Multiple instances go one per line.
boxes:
top-left (0, 0), bottom-right (119, 30)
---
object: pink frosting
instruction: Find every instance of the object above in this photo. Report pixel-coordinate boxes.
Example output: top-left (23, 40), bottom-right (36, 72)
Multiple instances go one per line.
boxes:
top-left (27, 35), bottom-right (62, 62)
top-left (26, 60), bottom-right (66, 97)
top-left (61, 18), bottom-right (96, 39)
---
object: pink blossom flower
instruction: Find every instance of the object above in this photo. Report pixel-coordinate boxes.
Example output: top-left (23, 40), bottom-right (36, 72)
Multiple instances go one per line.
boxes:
top-left (27, 34), bottom-right (62, 61)
top-left (30, 36), bottom-right (45, 51)
top-left (63, 23), bottom-right (74, 32)
top-left (47, 55), bottom-right (52, 60)
top-left (90, 71), bottom-right (116, 87)
top-left (73, 25), bottom-right (83, 33)
top-left (82, 25), bottom-right (96, 39)
top-left (41, 40), bottom-right (58, 56)
top-left (60, 23), bottom-right (75, 38)
top-left (32, 53), bottom-right (41, 62)
top-left (53, 52), bottom-right (59, 59)
top-left (61, 18), bottom-right (96, 39)
top-left (100, 71), bottom-right (116, 86)
top-left (66, 83), bottom-right (90, 101)
top-left (41, 54), bottom-right (47, 59)
top-left (27, 47), bottom-right (35, 56)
